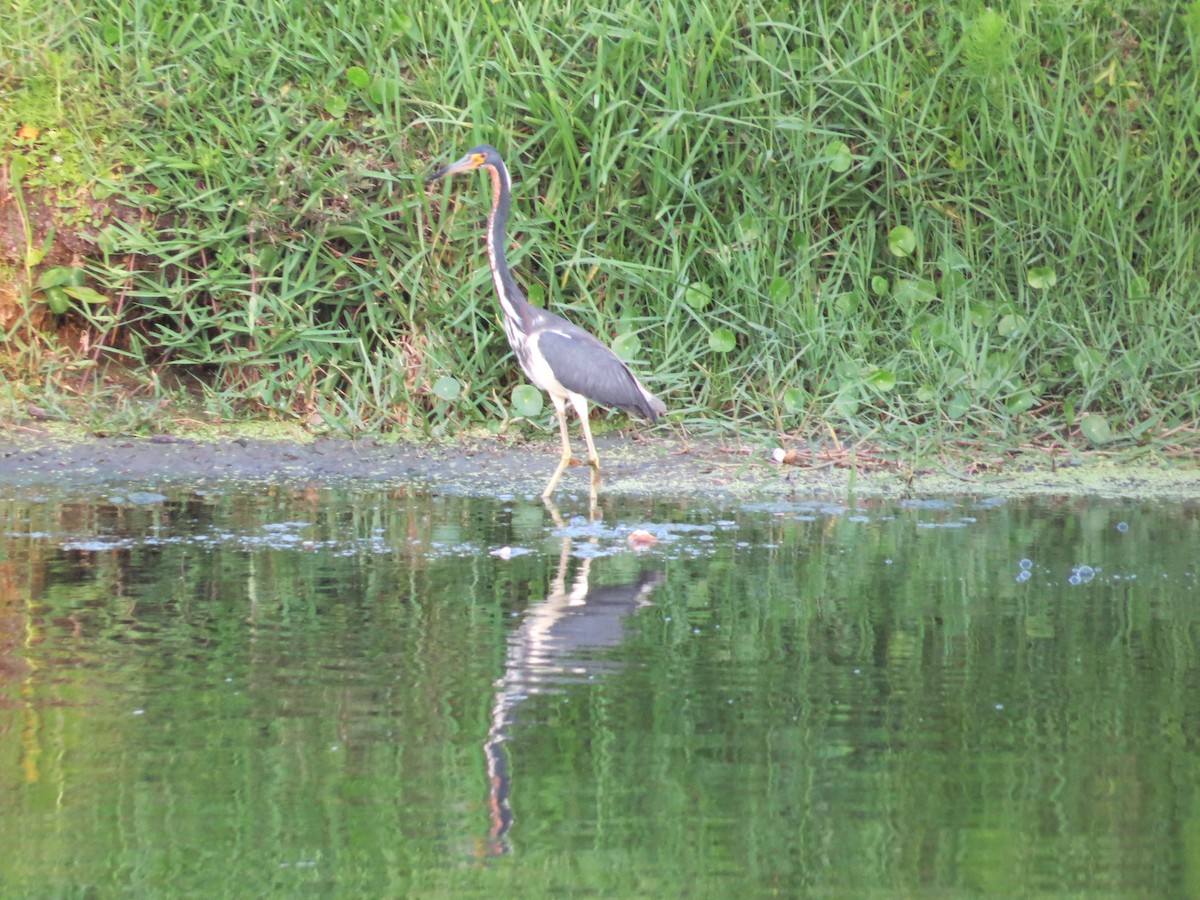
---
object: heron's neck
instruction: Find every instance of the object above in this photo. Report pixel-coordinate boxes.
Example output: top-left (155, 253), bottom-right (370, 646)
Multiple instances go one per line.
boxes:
top-left (485, 163), bottom-right (531, 324)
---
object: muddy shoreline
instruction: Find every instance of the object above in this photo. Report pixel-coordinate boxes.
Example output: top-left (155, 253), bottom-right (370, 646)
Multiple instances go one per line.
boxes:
top-left (1, 426), bottom-right (1198, 501)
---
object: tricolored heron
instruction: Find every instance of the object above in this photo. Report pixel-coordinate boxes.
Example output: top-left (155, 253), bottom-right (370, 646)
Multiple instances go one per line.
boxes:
top-left (427, 145), bottom-right (665, 504)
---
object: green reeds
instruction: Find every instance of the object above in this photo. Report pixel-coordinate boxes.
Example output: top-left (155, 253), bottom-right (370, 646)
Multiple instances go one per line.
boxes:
top-left (3, 0), bottom-right (1198, 447)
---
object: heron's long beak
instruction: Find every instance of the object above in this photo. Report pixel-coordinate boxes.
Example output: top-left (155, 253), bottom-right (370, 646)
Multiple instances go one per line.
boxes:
top-left (426, 152), bottom-right (483, 183)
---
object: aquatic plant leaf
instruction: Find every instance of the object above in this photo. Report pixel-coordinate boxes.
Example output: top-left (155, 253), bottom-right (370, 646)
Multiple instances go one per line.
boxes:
top-left (432, 376), bottom-right (461, 402)
top-left (888, 226), bottom-right (917, 257)
top-left (1079, 413), bottom-right (1113, 445)
top-left (610, 332), bottom-right (641, 362)
top-left (512, 384), bottom-right (543, 417)
top-left (1027, 266), bottom-right (1057, 289)
top-left (708, 327), bottom-right (736, 353)
top-left (824, 140), bottom-right (852, 173)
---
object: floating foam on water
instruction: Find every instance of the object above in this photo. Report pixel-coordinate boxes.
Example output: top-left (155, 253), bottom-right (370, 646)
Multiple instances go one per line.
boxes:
top-left (900, 498), bottom-right (960, 510)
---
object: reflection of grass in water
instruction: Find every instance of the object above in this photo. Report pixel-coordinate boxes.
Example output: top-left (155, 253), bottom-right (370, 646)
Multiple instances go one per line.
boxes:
top-left (3, 2), bottom-right (1199, 461)
top-left (0, 487), bottom-right (1197, 894)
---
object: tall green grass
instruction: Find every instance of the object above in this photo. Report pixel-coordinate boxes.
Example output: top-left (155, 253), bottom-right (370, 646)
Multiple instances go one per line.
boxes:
top-left (3, 0), bottom-right (1199, 445)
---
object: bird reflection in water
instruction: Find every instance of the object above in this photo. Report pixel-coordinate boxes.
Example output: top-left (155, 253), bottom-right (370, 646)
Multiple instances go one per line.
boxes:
top-left (480, 500), bottom-right (663, 857)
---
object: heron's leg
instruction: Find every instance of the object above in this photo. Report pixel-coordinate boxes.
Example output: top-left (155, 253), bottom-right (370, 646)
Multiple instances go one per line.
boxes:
top-left (542, 394), bottom-right (573, 499)
top-left (569, 394), bottom-right (601, 502)
top-left (541, 495), bottom-right (566, 528)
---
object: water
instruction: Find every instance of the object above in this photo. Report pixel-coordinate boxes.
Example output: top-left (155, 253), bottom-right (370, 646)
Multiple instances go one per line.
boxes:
top-left (1, 485), bottom-right (1198, 896)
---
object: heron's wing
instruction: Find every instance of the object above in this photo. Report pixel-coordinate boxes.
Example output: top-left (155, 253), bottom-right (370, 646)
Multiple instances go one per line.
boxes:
top-left (533, 329), bottom-right (663, 421)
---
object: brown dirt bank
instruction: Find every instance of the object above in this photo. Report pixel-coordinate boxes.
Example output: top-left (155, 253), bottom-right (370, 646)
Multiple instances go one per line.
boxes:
top-left (2, 425), bottom-right (1199, 502)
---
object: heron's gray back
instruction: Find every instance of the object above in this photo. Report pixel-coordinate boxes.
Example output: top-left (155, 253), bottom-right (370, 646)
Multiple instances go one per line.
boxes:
top-left (534, 329), bottom-right (664, 420)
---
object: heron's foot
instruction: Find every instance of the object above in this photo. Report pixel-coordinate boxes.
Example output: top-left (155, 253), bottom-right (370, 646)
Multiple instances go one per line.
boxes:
top-left (587, 454), bottom-right (602, 492)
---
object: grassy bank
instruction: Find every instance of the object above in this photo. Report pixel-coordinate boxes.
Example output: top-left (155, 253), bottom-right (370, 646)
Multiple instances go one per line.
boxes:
top-left (3, 0), bottom-right (1199, 455)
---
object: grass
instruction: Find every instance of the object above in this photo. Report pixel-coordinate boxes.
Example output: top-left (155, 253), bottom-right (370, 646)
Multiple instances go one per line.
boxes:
top-left (2, 0), bottom-right (1199, 457)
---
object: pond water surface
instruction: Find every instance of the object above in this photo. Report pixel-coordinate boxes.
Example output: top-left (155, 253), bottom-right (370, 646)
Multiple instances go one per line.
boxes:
top-left (1, 483), bottom-right (1198, 896)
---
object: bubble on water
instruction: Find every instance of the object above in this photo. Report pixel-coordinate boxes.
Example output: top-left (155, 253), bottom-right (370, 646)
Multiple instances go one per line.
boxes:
top-left (1116, 521), bottom-right (1129, 532)
top-left (490, 545), bottom-right (531, 560)
top-left (1068, 574), bottom-right (1081, 585)
top-left (1070, 564), bottom-right (1097, 583)
top-left (1015, 571), bottom-right (1031, 583)
top-left (1018, 558), bottom-right (1033, 570)
top-left (901, 498), bottom-right (959, 511)
top-left (63, 539), bottom-right (136, 551)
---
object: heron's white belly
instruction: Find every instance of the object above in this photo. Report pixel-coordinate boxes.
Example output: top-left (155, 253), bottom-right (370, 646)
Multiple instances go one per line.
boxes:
top-left (522, 333), bottom-right (570, 399)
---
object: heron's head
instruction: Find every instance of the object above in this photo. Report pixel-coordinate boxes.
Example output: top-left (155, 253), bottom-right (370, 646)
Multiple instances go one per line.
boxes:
top-left (426, 144), bottom-right (502, 182)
